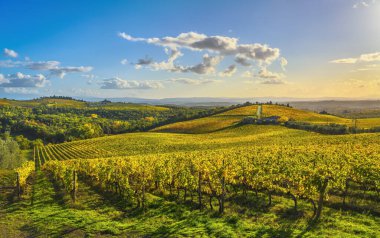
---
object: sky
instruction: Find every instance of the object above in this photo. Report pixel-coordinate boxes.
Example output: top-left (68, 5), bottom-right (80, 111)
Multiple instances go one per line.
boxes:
top-left (0, 0), bottom-right (379, 100)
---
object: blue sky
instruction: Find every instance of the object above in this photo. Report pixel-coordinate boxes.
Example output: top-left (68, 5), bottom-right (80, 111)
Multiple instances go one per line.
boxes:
top-left (0, 0), bottom-right (379, 99)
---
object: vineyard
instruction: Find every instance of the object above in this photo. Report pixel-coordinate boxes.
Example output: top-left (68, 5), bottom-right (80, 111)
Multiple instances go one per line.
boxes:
top-left (152, 105), bottom-right (380, 133)
top-left (32, 122), bottom-right (379, 233)
top-left (2, 105), bottom-right (380, 237)
top-left (42, 144), bottom-right (380, 218)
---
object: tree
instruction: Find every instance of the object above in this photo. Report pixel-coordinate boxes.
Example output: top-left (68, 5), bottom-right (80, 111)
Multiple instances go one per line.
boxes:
top-left (14, 135), bottom-right (32, 150)
top-left (0, 138), bottom-right (25, 169)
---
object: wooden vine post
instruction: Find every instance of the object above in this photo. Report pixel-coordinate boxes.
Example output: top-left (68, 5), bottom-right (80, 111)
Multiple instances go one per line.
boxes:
top-left (73, 170), bottom-right (77, 203)
top-left (16, 172), bottom-right (21, 199)
top-left (314, 178), bottom-right (329, 222)
top-left (219, 159), bottom-right (226, 214)
top-left (198, 171), bottom-right (202, 210)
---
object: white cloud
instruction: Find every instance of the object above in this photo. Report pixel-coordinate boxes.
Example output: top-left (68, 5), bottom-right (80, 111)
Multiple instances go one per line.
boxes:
top-left (260, 78), bottom-right (287, 85)
top-left (81, 74), bottom-right (97, 85)
top-left (169, 77), bottom-right (221, 85)
top-left (172, 54), bottom-right (223, 74)
top-left (119, 32), bottom-right (284, 75)
top-left (353, 1), bottom-right (369, 8)
top-left (241, 71), bottom-right (254, 78)
top-left (134, 57), bottom-right (154, 69)
top-left (237, 43), bottom-right (280, 63)
top-left (26, 61), bottom-right (61, 70)
top-left (4, 48), bottom-right (18, 58)
top-left (235, 54), bottom-right (251, 66)
top-left (119, 32), bottom-right (280, 62)
top-left (280, 57), bottom-right (288, 71)
top-left (190, 35), bottom-right (238, 53)
top-left (330, 58), bottom-right (358, 64)
top-left (331, 52), bottom-right (380, 64)
top-left (0, 74), bottom-right (5, 84)
top-left (101, 77), bottom-right (163, 89)
top-left (0, 56), bottom-right (93, 79)
top-left (121, 59), bottom-right (128, 65)
top-left (359, 52), bottom-right (380, 62)
top-left (118, 32), bottom-right (148, 42)
top-left (0, 72), bottom-right (49, 88)
top-left (242, 68), bottom-right (287, 84)
top-left (151, 49), bottom-right (183, 71)
top-left (219, 64), bottom-right (237, 77)
top-left (3, 87), bottom-right (39, 94)
top-left (81, 74), bottom-right (97, 79)
top-left (353, 0), bottom-right (376, 8)
top-left (0, 60), bottom-right (23, 68)
top-left (50, 66), bottom-right (93, 79)
top-left (352, 64), bottom-right (380, 72)
top-left (258, 68), bottom-right (285, 80)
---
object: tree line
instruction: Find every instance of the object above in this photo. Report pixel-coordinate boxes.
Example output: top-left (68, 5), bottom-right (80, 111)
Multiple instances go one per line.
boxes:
top-left (0, 104), bottom-right (230, 144)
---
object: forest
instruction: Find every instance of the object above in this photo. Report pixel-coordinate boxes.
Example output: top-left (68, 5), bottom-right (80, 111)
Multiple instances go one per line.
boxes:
top-left (0, 96), bottom-right (229, 144)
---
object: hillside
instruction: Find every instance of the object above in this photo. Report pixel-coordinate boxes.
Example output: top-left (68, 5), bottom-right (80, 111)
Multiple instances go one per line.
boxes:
top-left (0, 98), bottom-right (169, 111)
top-left (1, 97), bottom-right (217, 143)
top-left (151, 104), bottom-right (375, 133)
top-left (34, 121), bottom-right (380, 164)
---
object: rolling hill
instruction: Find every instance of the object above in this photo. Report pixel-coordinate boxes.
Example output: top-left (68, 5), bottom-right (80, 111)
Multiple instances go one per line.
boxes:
top-left (151, 104), bottom-right (379, 133)
top-left (0, 97), bottom-right (169, 111)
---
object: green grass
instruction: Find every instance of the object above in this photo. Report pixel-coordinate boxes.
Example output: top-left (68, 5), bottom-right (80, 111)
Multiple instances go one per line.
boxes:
top-left (1, 171), bottom-right (379, 237)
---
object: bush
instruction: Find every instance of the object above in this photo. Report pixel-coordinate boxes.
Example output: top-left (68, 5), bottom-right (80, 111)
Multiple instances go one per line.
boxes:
top-left (285, 121), bottom-right (348, 135)
top-left (240, 117), bottom-right (256, 125)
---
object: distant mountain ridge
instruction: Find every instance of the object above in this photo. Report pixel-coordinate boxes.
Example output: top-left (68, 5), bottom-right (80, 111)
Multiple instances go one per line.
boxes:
top-left (79, 96), bottom-right (380, 106)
